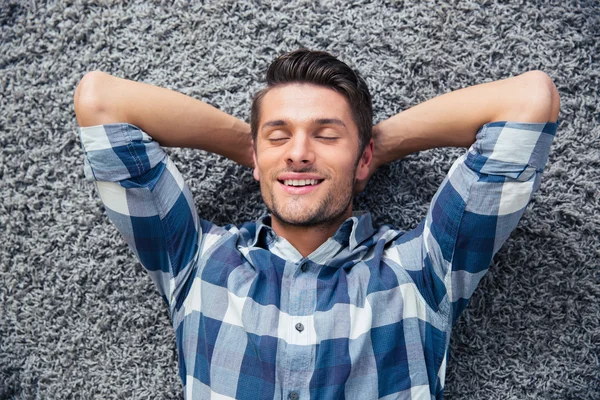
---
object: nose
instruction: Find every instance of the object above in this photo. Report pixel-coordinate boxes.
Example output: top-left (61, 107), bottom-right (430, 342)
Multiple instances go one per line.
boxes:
top-left (285, 133), bottom-right (315, 167)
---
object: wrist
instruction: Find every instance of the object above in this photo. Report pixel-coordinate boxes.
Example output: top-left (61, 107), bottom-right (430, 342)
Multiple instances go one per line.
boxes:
top-left (372, 119), bottom-right (408, 166)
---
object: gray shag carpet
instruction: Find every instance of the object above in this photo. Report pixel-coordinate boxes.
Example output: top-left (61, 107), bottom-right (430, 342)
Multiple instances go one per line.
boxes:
top-left (1, 1), bottom-right (599, 399)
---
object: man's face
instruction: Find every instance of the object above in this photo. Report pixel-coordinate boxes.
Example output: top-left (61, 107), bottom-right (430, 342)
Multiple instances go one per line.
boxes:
top-left (253, 83), bottom-right (372, 228)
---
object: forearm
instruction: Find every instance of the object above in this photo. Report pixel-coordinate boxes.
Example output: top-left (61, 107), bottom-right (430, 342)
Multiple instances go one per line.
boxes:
top-left (74, 71), bottom-right (253, 167)
top-left (373, 70), bottom-right (560, 167)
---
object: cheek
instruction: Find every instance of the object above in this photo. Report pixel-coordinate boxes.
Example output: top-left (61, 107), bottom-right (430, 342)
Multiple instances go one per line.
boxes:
top-left (255, 151), bottom-right (281, 177)
top-left (335, 154), bottom-right (360, 175)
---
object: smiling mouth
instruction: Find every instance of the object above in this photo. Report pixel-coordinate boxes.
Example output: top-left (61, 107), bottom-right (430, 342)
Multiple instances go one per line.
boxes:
top-left (279, 179), bottom-right (323, 187)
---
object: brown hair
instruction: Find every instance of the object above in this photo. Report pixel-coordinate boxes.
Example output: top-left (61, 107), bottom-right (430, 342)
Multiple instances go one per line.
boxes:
top-left (250, 49), bottom-right (373, 154)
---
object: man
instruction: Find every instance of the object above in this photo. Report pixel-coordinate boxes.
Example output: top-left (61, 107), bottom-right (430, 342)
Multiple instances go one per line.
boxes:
top-left (74, 50), bottom-right (559, 399)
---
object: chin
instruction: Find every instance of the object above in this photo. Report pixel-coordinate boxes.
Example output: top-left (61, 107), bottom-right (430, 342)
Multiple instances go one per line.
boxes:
top-left (273, 210), bottom-right (320, 226)
top-left (273, 204), bottom-right (352, 228)
top-left (263, 183), bottom-right (354, 228)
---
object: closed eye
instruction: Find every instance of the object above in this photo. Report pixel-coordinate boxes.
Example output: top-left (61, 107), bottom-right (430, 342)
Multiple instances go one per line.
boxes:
top-left (316, 136), bottom-right (339, 141)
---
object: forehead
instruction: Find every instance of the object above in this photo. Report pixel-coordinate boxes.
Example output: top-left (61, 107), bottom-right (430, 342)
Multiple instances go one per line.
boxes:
top-left (260, 83), bottom-right (354, 126)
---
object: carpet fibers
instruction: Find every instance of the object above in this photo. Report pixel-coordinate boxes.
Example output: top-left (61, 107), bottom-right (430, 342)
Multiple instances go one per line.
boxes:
top-left (0, 0), bottom-right (598, 399)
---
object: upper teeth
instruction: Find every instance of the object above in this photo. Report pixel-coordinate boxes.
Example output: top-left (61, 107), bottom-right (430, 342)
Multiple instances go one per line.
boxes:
top-left (284, 179), bottom-right (319, 186)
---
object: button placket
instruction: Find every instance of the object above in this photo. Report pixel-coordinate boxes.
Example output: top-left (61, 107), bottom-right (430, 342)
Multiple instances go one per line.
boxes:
top-left (283, 258), bottom-right (314, 398)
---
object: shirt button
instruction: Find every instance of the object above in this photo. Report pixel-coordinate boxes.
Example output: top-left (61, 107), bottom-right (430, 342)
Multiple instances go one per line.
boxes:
top-left (289, 391), bottom-right (299, 400)
top-left (295, 323), bottom-right (304, 332)
top-left (300, 264), bottom-right (308, 272)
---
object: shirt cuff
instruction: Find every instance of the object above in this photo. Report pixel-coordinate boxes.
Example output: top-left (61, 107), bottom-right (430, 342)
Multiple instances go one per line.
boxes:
top-left (465, 121), bottom-right (557, 181)
top-left (79, 123), bottom-right (166, 182)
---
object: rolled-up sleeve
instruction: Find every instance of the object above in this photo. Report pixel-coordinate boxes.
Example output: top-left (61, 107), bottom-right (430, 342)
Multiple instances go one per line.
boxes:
top-left (79, 123), bottom-right (166, 182)
top-left (79, 123), bottom-right (201, 312)
top-left (407, 121), bottom-right (557, 325)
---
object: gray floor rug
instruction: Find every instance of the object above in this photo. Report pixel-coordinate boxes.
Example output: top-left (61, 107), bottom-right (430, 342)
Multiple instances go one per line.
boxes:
top-left (1, 1), bottom-right (598, 399)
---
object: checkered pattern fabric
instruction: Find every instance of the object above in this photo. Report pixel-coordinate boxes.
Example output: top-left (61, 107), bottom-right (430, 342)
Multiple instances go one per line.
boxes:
top-left (79, 120), bottom-right (556, 399)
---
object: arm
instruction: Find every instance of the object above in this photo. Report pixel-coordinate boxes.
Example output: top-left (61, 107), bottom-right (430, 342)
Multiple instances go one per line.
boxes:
top-left (74, 72), bottom-right (239, 309)
top-left (371, 70), bottom-right (559, 170)
top-left (74, 71), bottom-right (253, 167)
top-left (380, 71), bottom-right (560, 325)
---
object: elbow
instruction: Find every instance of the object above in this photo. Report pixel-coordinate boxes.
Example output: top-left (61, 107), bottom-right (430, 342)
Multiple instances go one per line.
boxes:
top-left (74, 70), bottom-right (113, 126)
top-left (519, 70), bottom-right (561, 123)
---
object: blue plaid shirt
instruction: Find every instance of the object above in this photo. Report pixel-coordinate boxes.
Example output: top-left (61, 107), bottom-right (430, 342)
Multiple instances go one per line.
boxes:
top-left (79, 120), bottom-right (556, 399)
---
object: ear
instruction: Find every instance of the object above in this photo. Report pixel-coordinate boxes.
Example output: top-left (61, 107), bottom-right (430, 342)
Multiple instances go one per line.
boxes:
top-left (252, 150), bottom-right (260, 181)
top-left (355, 139), bottom-right (374, 181)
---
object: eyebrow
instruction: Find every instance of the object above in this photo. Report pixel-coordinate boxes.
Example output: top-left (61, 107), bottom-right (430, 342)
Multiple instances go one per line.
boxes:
top-left (261, 118), bottom-right (347, 130)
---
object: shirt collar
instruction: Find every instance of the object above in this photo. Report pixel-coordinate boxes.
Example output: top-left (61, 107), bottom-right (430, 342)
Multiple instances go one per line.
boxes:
top-left (249, 211), bottom-right (376, 252)
top-left (249, 215), bottom-right (275, 249)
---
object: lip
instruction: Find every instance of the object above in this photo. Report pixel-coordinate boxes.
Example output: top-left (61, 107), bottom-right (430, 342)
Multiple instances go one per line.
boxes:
top-left (277, 179), bottom-right (323, 195)
top-left (277, 173), bottom-right (323, 181)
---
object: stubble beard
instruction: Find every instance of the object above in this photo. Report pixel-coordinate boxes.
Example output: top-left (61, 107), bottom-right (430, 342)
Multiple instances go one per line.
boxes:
top-left (263, 171), bottom-right (356, 231)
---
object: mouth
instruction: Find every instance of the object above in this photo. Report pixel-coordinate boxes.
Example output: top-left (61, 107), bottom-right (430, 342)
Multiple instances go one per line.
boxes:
top-left (277, 178), bottom-right (324, 195)
top-left (279, 179), bottom-right (324, 187)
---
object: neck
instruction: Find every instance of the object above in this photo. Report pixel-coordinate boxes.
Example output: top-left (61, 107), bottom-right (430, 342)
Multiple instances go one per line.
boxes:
top-left (270, 210), bottom-right (351, 258)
